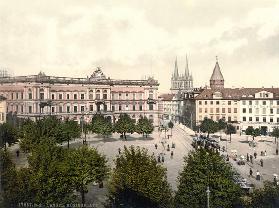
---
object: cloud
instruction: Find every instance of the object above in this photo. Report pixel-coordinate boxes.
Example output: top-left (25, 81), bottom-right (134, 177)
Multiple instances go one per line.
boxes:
top-left (0, 0), bottom-right (279, 92)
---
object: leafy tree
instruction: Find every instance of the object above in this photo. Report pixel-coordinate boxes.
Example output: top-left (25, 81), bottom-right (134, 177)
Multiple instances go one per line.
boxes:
top-left (0, 123), bottom-right (18, 150)
top-left (91, 114), bottom-right (113, 138)
top-left (218, 119), bottom-right (227, 131)
top-left (245, 126), bottom-right (261, 141)
top-left (199, 118), bottom-right (219, 138)
top-left (114, 114), bottom-right (136, 140)
top-left (108, 146), bottom-right (172, 208)
top-left (241, 181), bottom-right (279, 207)
top-left (136, 116), bottom-right (154, 138)
top-left (271, 127), bottom-right (279, 144)
top-left (27, 139), bottom-right (76, 205)
top-left (175, 148), bottom-right (242, 207)
top-left (61, 119), bottom-right (81, 149)
top-left (168, 121), bottom-right (174, 136)
top-left (225, 124), bottom-right (236, 142)
top-left (67, 146), bottom-right (109, 204)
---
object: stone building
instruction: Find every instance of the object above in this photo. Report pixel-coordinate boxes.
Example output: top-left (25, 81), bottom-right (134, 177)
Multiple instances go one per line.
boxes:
top-left (0, 68), bottom-right (159, 125)
top-left (195, 58), bottom-right (279, 134)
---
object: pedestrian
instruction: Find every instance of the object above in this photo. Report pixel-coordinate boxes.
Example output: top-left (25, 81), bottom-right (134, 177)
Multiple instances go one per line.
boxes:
top-left (276, 148), bottom-right (278, 155)
top-left (260, 159), bottom-right (263, 167)
top-left (162, 155), bottom-right (165, 163)
top-left (16, 150), bottom-right (19, 157)
top-left (256, 170), bottom-right (260, 181)
top-left (222, 146), bottom-right (225, 152)
top-left (254, 152), bottom-right (257, 159)
top-left (155, 143), bottom-right (158, 149)
top-left (250, 155), bottom-right (253, 164)
top-left (226, 155), bottom-right (229, 161)
top-left (246, 153), bottom-right (249, 162)
top-left (171, 151), bottom-right (174, 159)
top-left (249, 168), bottom-right (253, 177)
top-left (264, 150), bottom-right (267, 156)
top-left (157, 155), bottom-right (161, 163)
top-left (118, 148), bottom-right (121, 154)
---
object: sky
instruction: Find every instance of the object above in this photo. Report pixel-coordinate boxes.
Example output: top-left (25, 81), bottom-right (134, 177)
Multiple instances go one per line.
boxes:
top-left (0, 0), bottom-right (279, 92)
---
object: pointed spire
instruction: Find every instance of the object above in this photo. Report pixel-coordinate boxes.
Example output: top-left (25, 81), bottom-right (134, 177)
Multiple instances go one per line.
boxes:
top-left (210, 56), bottom-right (224, 89)
top-left (185, 54), bottom-right (190, 77)
top-left (174, 56), bottom-right (179, 78)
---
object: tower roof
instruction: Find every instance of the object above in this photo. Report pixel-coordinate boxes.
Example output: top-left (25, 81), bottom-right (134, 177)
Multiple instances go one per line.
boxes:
top-left (173, 57), bottom-right (179, 77)
top-left (210, 59), bottom-right (224, 81)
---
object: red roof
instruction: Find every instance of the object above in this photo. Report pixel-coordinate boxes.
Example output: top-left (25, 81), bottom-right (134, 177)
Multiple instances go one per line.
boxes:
top-left (158, 93), bottom-right (175, 101)
top-left (195, 88), bottom-right (279, 100)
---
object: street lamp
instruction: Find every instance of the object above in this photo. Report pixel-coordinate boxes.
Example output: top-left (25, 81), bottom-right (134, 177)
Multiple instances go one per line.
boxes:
top-left (206, 186), bottom-right (210, 208)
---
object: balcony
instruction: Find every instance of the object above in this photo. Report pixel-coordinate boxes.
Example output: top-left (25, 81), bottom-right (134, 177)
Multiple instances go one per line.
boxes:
top-left (147, 98), bottom-right (156, 104)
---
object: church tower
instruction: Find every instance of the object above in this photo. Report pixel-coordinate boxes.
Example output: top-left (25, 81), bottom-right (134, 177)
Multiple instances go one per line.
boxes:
top-left (171, 55), bottom-right (193, 93)
top-left (210, 57), bottom-right (224, 89)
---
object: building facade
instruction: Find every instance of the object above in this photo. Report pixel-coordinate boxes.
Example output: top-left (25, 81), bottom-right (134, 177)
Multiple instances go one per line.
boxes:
top-left (0, 96), bottom-right (6, 123)
top-left (170, 56), bottom-right (193, 93)
top-left (0, 68), bottom-right (160, 125)
top-left (195, 58), bottom-right (279, 134)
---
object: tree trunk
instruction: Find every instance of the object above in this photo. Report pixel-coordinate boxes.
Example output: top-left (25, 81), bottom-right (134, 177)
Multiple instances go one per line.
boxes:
top-left (81, 185), bottom-right (86, 205)
top-left (230, 133), bottom-right (232, 142)
top-left (67, 138), bottom-right (70, 149)
top-left (207, 132), bottom-right (209, 138)
top-left (171, 128), bottom-right (172, 136)
top-left (145, 134), bottom-right (147, 138)
top-left (124, 132), bottom-right (126, 140)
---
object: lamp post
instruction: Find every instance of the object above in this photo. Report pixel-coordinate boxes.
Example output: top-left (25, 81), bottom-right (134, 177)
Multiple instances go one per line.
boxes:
top-left (206, 186), bottom-right (210, 208)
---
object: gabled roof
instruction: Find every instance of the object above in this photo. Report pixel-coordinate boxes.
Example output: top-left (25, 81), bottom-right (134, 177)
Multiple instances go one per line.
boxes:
top-left (210, 61), bottom-right (224, 81)
top-left (195, 88), bottom-right (279, 100)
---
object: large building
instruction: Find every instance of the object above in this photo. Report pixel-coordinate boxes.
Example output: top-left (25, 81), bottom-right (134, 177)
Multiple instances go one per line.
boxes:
top-left (196, 59), bottom-right (279, 134)
top-left (0, 96), bottom-right (6, 123)
top-left (0, 68), bottom-right (160, 125)
top-left (170, 56), bottom-right (193, 93)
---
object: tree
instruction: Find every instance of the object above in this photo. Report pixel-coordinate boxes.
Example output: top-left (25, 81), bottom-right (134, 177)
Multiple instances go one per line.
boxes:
top-left (27, 139), bottom-right (76, 205)
top-left (225, 124), bottom-right (236, 142)
top-left (90, 114), bottom-right (113, 138)
top-left (136, 116), bottom-right (154, 138)
top-left (0, 123), bottom-right (18, 150)
top-left (271, 127), bottom-right (279, 144)
top-left (245, 126), bottom-right (261, 141)
top-left (114, 114), bottom-right (136, 140)
top-left (108, 146), bottom-right (172, 208)
top-left (68, 146), bottom-right (109, 205)
top-left (175, 148), bottom-right (242, 207)
top-left (168, 121), bottom-right (174, 136)
top-left (241, 181), bottom-right (279, 207)
top-left (218, 119), bottom-right (227, 131)
top-left (61, 119), bottom-right (81, 149)
top-left (199, 118), bottom-right (219, 138)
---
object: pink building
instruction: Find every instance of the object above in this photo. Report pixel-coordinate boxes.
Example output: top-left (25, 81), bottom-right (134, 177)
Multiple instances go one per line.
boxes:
top-left (0, 68), bottom-right (159, 125)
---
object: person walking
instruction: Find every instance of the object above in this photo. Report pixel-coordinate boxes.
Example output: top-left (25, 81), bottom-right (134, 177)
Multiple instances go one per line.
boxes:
top-left (155, 143), bottom-right (158, 149)
top-left (162, 155), bottom-right (165, 163)
top-left (260, 159), bottom-right (263, 167)
top-left (249, 168), bottom-right (253, 177)
top-left (246, 153), bottom-right (249, 162)
top-left (256, 170), bottom-right (260, 181)
top-left (254, 152), bottom-right (257, 159)
top-left (170, 151), bottom-right (174, 159)
top-left (16, 150), bottom-right (20, 157)
top-left (250, 155), bottom-right (253, 164)
top-left (118, 148), bottom-right (121, 154)
top-left (157, 155), bottom-right (161, 163)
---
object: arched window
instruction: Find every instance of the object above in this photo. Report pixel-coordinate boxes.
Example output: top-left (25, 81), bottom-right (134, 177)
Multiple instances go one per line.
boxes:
top-left (149, 90), bottom-right (153, 99)
top-left (103, 90), bottom-right (107, 100)
top-left (96, 90), bottom-right (100, 100)
top-left (28, 89), bottom-right (32, 99)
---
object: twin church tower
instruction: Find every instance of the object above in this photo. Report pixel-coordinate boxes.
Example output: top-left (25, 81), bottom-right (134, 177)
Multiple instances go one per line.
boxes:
top-left (170, 55), bottom-right (224, 93)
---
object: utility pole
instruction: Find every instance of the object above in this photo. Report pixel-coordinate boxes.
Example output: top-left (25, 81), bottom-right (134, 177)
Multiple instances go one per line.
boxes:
top-left (206, 186), bottom-right (210, 208)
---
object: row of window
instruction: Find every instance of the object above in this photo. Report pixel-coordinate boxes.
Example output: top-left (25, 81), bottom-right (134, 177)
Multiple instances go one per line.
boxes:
top-left (242, 108), bottom-right (279, 114)
top-left (23, 104), bottom-right (154, 114)
top-left (199, 100), bottom-right (237, 105)
top-left (199, 108), bottom-right (238, 114)
top-left (242, 116), bottom-right (279, 123)
top-left (198, 100), bottom-right (279, 106)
